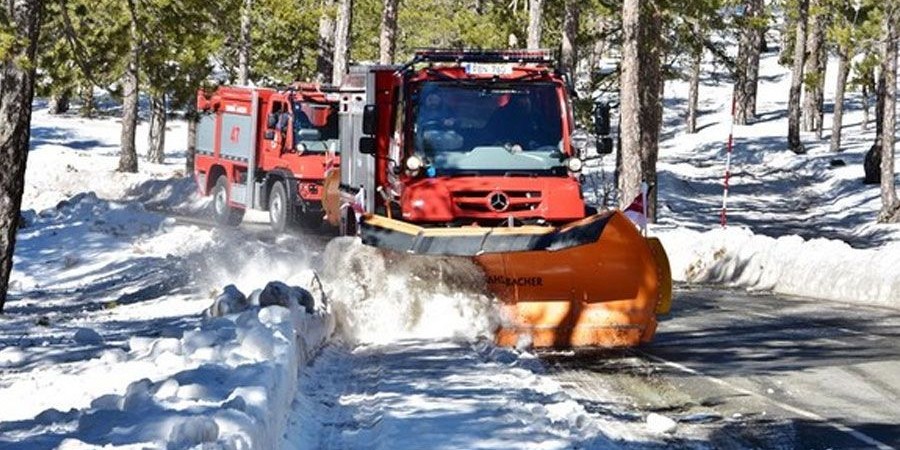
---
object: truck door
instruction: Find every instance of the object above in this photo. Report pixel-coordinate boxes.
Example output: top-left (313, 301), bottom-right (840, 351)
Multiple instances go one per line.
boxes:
top-left (264, 100), bottom-right (291, 156)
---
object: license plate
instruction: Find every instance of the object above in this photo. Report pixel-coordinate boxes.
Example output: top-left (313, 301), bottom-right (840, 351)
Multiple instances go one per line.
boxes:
top-left (463, 63), bottom-right (514, 75)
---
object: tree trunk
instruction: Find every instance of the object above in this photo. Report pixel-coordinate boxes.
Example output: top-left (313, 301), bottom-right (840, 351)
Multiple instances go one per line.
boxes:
top-left (316, 0), bottom-right (335, 82)
top-left (618, 0), bottom-right (642, 210)
top-left (332, 0), bottom-right (352, 85)
top-left (880, 8), bottom-right (900, 222)
top-left (639, 4), bottom-right (662, 222)
top-left (802, 4), bottom-right (824, 133)
top-left (787, 0), bottom-right (808, 154)
top-left (48, 89), bottom-right (70, 115)
top-left (865, 71), bottom-right (886, 185)
top-left (238, 0), bottom-right (252, 85)
top-left (875, 70), bottom-right (885, 141)
top-left (733, 0), bottom-right (763, 125)
top-left (687, 46), bottom-right (701, 134)
top-left (814, 38), bottom-right (826, 139)
top-left (779, 12), bottom-right (795, 66)
top-left (0, 0), bottom-right (43, 312)
top-left (80, 84), bottom-right (94, 118)
top-left (829, 50), bottom-right (850, 153)
top-left (379, 0), bottom-right (399, 64)
top-left (118, 0), bottom-right (139, 173)
top-left (862, 77), bottom-right (871, 130)
top-left (527, 0), bottom-right (543, 49)
top-left (147, 94), bottom-right (166, 164)
top-left (186, 100), bottom-right (197, 174)
top-left (560, 0), bottom-right (578, 77)
top-left (749, 14), bottom-right (766, 116)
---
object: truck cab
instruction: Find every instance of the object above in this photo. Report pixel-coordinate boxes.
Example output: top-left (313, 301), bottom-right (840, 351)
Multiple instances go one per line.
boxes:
top-left (328, 50), bottom-right (588, 233)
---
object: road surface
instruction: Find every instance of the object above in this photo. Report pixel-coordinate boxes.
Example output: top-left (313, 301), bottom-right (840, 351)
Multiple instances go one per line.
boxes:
top-left (544, 286), bottom-right (900, 449)
top-left (173, 213), bottom-right (899, 448)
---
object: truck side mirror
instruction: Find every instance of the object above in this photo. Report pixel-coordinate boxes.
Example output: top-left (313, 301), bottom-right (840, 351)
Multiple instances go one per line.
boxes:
top-left (297, 128), bottom-right (321, 141)
top-left (362, 105), bottom-right (377, 135)
top-left (359, 136), bottom-right (376, 155)
top-left (597, 137), bottom-right (614, 155)
top-left (594, 102), bottom-right (611, 136)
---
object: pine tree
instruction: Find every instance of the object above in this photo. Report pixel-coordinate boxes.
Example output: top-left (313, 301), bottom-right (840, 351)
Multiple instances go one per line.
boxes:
top-left (879, 4), bottom-right (900, 222)
top-left (379, 0), bottom-right (399, 64)
top-left (801, 0), bottom-right (826, 136)
top-left (118, 0), bottom-right (140, 173)
top-left (332, 0), bottom-right (352, 84)
top-left (620, 0), bottom-right (642, 211)
top-left (733, 0), bottom-right (765, 125)
top-left (527, 0), bottom-right (542, 48)
top-left (238, 0), bottom-right (251, 84)
top-left (0, 0), bottom-right (44, 312)
top-left (560, 0), bottom-right (578, 77)
top-left (788, 0), bottom-right (809, 154)
top-left (316, 0), bottom-right (335, 81)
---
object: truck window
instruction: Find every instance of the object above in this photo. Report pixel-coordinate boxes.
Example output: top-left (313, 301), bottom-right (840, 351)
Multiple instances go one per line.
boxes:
top-left (292, 101), bottom-right (339, 153)
top-left (412, 81), bottom-right (565, 176)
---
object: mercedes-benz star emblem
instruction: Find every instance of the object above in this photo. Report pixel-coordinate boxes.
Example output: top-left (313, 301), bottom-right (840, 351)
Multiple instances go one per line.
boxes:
top-left (489, 192), bottom-right (509, 212)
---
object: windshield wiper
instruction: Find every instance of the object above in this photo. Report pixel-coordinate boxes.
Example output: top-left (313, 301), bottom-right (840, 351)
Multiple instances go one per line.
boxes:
top-left (502, 171), bottom-right (540, 177)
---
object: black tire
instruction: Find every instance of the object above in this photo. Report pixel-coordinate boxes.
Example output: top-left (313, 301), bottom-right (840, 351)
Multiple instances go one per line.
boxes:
top-left (340, 206), bottom-right (358, 236)
top-left (212, 176), bottom-right (244, 227)
top-left (268, 181), bottom-right (291, 233)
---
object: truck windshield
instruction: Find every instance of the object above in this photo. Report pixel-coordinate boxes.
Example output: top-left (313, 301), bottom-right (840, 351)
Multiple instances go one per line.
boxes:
top-left (412, 81), bottom-right (565, 175)
top-left (293, 101), bottom-right (339, 153)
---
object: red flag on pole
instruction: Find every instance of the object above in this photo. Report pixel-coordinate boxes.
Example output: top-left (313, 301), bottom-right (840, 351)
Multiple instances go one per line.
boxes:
top-left (623, 184), bottom-right (648, 233)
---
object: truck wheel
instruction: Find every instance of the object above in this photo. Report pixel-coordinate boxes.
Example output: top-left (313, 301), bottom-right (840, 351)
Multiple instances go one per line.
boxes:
top-left (212, 176), bottom-right (244, 227)
top-left (269, 181), bottom-right (291, 233)
top-left (340, 206), bottom-right (358, 236)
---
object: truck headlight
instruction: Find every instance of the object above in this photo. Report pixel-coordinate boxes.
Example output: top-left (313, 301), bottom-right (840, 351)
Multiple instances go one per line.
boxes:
top-left (405, 155), bottom-right (424, 172)
top-left (565, 157), bottom-right (583, 173)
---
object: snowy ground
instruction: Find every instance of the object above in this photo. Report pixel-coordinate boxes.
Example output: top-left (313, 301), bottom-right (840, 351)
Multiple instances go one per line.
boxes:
top-left (3, 44), bottom-right (900, 449)
top-left (645, 51), bottom-right (899, 308)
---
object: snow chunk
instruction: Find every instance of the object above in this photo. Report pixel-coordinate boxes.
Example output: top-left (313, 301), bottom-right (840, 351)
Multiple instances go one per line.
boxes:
top-left (320, 237), bottom-right (498, 345)
top-left (645, 412), bottom-right (678, 434)
top-left (167, 416), bottom-right (220, 449)
top-left (0, 346), bottom-right (26, 367)
top-left (72, 327), bottom-right (104, 345)
top-left (205, 285), bottom-right (249, 318)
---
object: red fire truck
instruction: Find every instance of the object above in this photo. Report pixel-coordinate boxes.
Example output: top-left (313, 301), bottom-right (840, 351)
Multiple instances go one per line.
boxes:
top-left (194, 83), bottom-right (342, 231)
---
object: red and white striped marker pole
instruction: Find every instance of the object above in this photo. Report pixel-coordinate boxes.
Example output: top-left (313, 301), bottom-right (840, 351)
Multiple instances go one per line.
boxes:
top-left (720, 94), bottom-right (737, 227)
top-left (641, 181), bottom-right (649, 237)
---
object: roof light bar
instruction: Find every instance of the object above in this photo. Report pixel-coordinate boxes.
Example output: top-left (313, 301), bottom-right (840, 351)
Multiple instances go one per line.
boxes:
top-left (413, 49), bottom-right (555, 65)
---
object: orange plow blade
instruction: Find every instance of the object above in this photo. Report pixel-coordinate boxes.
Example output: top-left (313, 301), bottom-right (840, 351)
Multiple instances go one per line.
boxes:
top-left (359, 210), bottom-right (671, 348)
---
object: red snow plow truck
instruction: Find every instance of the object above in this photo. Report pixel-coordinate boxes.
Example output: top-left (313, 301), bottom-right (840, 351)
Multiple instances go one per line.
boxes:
top-left (194, 50), bottom-right (672, 349)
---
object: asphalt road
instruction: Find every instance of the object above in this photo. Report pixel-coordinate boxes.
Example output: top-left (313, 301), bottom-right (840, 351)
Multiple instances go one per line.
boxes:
top-left (543, 286), bottom-right (900, 449)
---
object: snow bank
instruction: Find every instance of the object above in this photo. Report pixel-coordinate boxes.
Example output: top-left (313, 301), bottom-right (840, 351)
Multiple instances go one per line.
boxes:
top-left (26, 109), bottom-right (188, 213)
top-left (11, 191), bottom-right (213, 292)
top-left (658, 226), bottom-right (900, 308)
top-left (319, 237), bottom-right (499, 345)
top-left (124, 176), bottom-right (211, 216)
top-left (2, 283), bottom-right (333, 449)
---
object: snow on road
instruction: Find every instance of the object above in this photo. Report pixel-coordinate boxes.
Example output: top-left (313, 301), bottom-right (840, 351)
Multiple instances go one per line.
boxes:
top-left (285, 340), bottom-right (614, 450)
